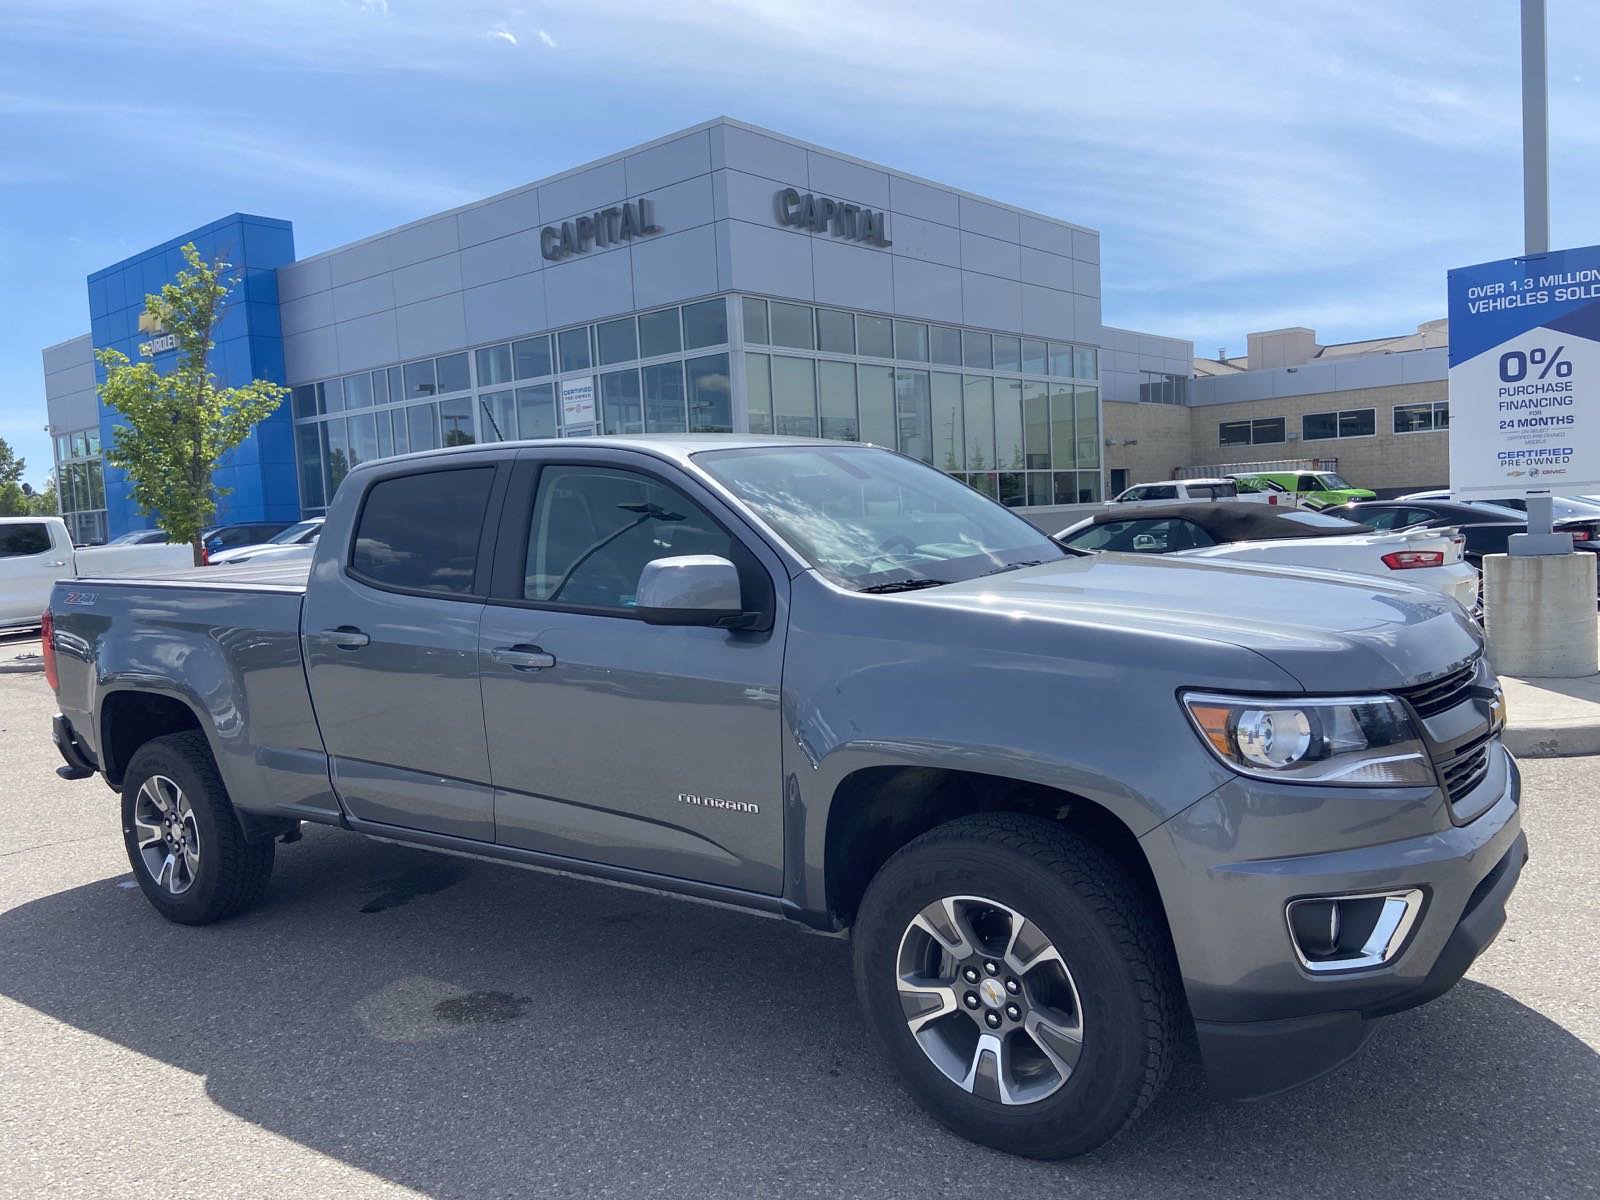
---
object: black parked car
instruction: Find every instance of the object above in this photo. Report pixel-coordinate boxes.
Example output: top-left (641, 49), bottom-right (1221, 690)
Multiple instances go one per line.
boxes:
top-left (1342, 499), bottom-right (1599, 564)
top-left (200, 522), bottom-right (295, 557)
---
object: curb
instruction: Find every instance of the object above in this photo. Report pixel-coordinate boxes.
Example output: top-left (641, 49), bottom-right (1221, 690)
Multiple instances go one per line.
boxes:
top-left (1504, 720), bottom-right (1600, 759)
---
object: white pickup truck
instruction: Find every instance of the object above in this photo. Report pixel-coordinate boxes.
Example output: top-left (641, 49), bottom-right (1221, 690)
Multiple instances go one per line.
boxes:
top-left (1108, 477), bottom-right (1289, 507)
top-left (1, 516), bottom-right (192, 631)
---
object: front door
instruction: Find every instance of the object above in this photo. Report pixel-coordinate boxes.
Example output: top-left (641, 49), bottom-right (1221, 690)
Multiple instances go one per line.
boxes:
top-left (302, 461), bottom-right (503, 841)
top-left (478, 453), bottom-right (787, 894)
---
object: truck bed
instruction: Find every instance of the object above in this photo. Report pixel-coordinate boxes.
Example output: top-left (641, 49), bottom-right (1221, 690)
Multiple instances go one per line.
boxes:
top-left (75, 557), bottom-right (312, 592)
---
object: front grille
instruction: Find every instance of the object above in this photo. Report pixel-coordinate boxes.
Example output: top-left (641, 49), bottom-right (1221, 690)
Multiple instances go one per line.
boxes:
top-left (1396, 660), bottom-right (1478, 718)
top-left (1440, 737), bottom-right (1492, 802)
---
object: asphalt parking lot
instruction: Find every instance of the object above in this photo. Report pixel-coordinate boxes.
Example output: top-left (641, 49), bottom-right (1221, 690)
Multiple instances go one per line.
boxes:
top-left (1, 633), bottom-right (1596, 1200)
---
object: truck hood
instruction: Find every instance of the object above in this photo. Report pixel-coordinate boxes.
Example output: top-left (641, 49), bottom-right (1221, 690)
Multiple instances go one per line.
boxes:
top-left (908, 552), bottom-right (1482, 692)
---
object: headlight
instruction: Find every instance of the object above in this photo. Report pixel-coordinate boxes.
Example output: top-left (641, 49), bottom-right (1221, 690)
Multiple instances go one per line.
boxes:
top-left (1181, 692), bottom-right (1434, 786)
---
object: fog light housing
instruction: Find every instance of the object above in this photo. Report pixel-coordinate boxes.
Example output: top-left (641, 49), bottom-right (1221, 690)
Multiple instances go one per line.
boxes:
top-left (1286, 890), bottom-right (1424, 973)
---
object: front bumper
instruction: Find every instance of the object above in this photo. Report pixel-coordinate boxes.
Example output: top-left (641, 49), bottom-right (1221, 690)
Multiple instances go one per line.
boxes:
top-left (1141, 748), bottom-right (1525, 1099)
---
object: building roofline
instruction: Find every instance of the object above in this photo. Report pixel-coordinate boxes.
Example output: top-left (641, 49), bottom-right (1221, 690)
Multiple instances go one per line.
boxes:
top-left (288, 116), bottom-right (1097, 269)
top-left (88, 214), bottom-right (292, 281)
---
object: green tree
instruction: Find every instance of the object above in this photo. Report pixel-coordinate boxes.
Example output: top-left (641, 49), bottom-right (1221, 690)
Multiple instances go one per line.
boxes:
top-left (96, 243), bottom-right (287, 565)
top-left (0, 437), bottom-right (28, 517)
top-left (26, 473), bottom-right (59, 517)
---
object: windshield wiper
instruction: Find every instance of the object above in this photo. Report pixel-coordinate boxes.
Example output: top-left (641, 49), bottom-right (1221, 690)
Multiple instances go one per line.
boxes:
top-left (856, 578), bottom-right (949, 594)
top-left (980, 559), bottom-right (1046, 577)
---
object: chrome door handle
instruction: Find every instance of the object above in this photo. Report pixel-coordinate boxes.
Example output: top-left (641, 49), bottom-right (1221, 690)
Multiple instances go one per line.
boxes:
top-left (323, 627), bottom-right (370, 650)
top-left (491, 645), bottom-right (557, 671)
top-left (48, 560), bottom-right (68, 567)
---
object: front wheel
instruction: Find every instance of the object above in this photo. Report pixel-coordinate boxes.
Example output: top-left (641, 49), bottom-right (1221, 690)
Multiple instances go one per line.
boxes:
top-left (852, 814), bottom-right (1179, 1158)
top-left (121, 731), bottom-right (275, 925)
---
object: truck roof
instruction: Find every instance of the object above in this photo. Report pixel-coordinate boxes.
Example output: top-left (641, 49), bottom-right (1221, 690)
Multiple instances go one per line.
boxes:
top-left (350, 433), bottom-right (874, 475)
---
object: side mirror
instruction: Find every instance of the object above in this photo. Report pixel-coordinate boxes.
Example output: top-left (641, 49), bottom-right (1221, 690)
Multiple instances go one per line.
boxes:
top-left (636, 555), bottom-right (750, 627)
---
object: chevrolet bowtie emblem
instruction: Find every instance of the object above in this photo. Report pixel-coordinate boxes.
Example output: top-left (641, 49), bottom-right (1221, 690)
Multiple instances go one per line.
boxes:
top-left (137, 311), bottom-right (164, 335)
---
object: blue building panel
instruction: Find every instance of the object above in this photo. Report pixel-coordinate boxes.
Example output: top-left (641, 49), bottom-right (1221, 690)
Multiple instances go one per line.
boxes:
top-left (86, 214), bottom-right (297, 538)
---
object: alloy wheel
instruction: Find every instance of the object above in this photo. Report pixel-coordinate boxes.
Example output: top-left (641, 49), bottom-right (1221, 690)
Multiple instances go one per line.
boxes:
top-left (131, 774), bottom-right (201, 895)
top-left (896, 894), bottom-right (1085, 1105)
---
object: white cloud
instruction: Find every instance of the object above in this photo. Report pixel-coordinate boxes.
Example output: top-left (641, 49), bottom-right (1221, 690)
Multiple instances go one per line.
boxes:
top-left (488, 28), bottom-right (517, 45)
top-left (537, 28), bottom-right (556, 48)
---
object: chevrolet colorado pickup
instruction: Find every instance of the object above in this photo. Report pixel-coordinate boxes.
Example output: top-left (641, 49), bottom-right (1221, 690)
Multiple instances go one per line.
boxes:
top-left (44, 436), bottom-right (1525, 1158)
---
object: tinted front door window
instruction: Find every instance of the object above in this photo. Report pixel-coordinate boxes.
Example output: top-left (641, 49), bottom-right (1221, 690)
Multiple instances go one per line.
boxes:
top-left (524, 466), bottom-right (734, 609)
top-left (0, 524), bottom-right (50, 557)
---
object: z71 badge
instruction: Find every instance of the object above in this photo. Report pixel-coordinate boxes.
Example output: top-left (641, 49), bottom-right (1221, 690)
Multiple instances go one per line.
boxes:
top-left (61, 592), bottom-right (97, 606)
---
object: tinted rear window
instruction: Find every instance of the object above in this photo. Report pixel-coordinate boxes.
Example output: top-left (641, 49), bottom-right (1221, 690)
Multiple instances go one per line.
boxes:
top-left (351, 467), bottom-right (495, 595)
top-left (0, 524), bottom-right (51, 558)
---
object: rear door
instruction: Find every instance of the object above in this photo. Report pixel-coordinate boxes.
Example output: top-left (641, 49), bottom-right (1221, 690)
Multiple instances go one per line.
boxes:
top-left (302, 459), bottom-right (507, 840)
top-left (477, 449), bottom-right (788, 893)
top-left (0, 522), bottom-right (68, 626)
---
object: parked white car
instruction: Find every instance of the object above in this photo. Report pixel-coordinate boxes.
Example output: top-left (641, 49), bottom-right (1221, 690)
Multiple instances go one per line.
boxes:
top-left (1108, 477), bottom-right (1288, 507)
top-left (1056, 503), bottom-right (1480, 613)
top-left (207, 517), bottom-right (324, 565)
top-left (1, 516), bottom-right (193, 631)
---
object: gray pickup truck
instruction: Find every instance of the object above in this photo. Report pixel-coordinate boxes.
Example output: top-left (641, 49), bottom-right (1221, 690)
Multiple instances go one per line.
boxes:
top-left (45, 436), bottom-right (1525, 1158)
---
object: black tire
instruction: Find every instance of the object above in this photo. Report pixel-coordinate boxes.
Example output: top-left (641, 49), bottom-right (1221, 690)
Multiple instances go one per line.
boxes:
top-left (852, 813), bottom-right (1179, 1159)
top-left (120, 731), bottom-right (275, 925)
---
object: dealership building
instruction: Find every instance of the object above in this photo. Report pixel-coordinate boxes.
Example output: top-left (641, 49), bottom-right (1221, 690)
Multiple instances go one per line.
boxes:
top-left (40, 117), bottom-right (1200, 542)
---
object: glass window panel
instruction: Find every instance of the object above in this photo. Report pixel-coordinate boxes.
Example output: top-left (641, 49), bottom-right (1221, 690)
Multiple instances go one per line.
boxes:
top-left (963, 330), bottom-right (993, 369)
top-left (929, 325), bottom-right (963, 367)
top-left (741, 296), bottom-right (769, 345)
top-left (1341, 409), bottom-right (1376, 437)
top-left (516, 384), bottom-right (557, 439)
top-left (931, 372), bottom-right (964, 473)
top-left (479, 390), bottom-right (516, 441)
top-left (391, 407), bottom-right (410, 455)
top-left (894, 321), bottom-right (929, 362)
top-left (857, 314), bottom-right (893, 359)
top-left (639, 309), bottom-right (682, 358)
top-left (600, 368), bottom-right (644, 435)
top-left (816, 308), bottom-right (856, 354)
top-left (435, 352), bottom-right (470, 394)
top-left (643, 362), bottom-right (687, 433)
top-left (1077, 472), bottom-right (1103, 503)
top-left (894, 369), bottom-right (932, 462)
top-left (769, 301), bottom-right (815, 350)
top-left (993, 336), bottom-right (1022, 374)
top-left (1022, 338), bottom-right (1048, 374)
top-left (343, 373), bottom-right (373, 409)
top-left (88, 461), bottom-right (104, 508)
top-left (477, 344), bottom-right (515, 387)
top-left (376, 410), bottom-right (393, 458)
top-left (970, 473), bottom-right (998, 500)
top-left (348, 412), bottom-right (378, 468)
top-left (1053, 472), bottom-right (1077, 505)
top-left (54, 434), bottom-right (69, 461)
top-left (387, 368), bottom-right (403, 404)
top-left (514, 335), bottom-right (554, 379)
top-left (1076, 386), bottom-right (1100, 467)
top-left (772, 356), bottom-right (818, 437)
top-left (596, 317), bottom-right (639, 365)
top-left (686, 353), bottom-right (733, 432)
top-left (440, 396), bottom-right (475, 446)
top-left (71, 432), bottom-right (89, 457)
top-left (1023, 381), bottom-right (1050, 469)
top-left (1251, 416), bottom-right (1285, 445)
top-left (1302, 411), bottom-right (1338, 440)
top-left (320, 378), bottom-right (344, 413)
top-left (1027, 473), bottom-right (1054, 506)
top-left (322, 418), bottom-right (349, 498)
top-left (403, 359), bottom-right (437, 399)
top-left (407, 403), bottom-right (439, 451)
top-left (1435, 402), bottom-right (1450, 428)
top-left (1049, 383), bottom-right (1076, 470)
top-left (998, 472), bottom-right (1025, 508)
top-left (1074, 347), bottom-right (1098, 379)
top-left (994, 379), bottom-right (1024, 469)
top-left (818, 360), bottom-right (858, 440)
top-left (682, 298), bottom-right (729, 349)
top-left (746, 352), bottom-right (773, 435)
top-left (292, 385), bottom-right (319, 421)
top-left (523, 465), bottom-right (733, 608)
top-left (558, 327), bottom-right (592, 372)
top-left (351, 467), bottom-right (495, 596)
top-left (963, 376), bottom-right (995, 473)
top-left (1048, 342), bottom-right (1073, 377)
top-left (857, 364), bottom-right (897, 446)
top-left (1219, 420), bottom-right (1252, 446)
top-left (371, 369), bottom-right (389, 407)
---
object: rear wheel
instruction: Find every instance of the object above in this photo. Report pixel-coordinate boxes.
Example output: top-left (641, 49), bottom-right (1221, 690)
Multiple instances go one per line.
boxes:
top-left (852, 813), bottom-right (1178, 1158)
top-left (121, 732), bottom-right (275, 925)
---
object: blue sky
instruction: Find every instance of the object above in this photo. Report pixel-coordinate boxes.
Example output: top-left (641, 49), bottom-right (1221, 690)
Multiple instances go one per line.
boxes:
top-left (2, 0), bottom-right (1596, 485)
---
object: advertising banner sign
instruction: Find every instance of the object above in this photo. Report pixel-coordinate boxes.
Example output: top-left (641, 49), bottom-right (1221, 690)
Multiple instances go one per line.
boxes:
top-left (1447, 245), bottom-right (1600, 498)
top-left (560, 377), bottom-right (596, 431)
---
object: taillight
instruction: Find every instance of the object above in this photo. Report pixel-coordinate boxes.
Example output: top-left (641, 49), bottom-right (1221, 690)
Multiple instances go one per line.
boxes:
top-left (1571, 529), bottom-right (1592, 542)
top-left (201, 546), bottom-right (210, 565)
top-left (41, 609), bottom-right (58, 691)
top-left (1382, 550), bottom-right (1444, 570)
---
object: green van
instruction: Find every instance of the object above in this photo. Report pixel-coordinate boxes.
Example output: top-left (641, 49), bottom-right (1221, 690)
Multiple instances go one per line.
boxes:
top-left (1230, 470), bottom-right (1376, 508)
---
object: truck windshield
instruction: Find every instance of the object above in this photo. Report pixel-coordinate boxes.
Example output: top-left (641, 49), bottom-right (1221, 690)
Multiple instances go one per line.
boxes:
top-left (1316, 473), bottom-right (1353, 490)
top-left (695, 445), bottom-right (1065, 590)
top-left (268, 520), bottom-right (321, 545)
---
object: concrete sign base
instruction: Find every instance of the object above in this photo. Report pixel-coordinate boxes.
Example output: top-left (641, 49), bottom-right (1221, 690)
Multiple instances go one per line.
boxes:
top-left (1484, 552), bottom-right (1599, 678)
